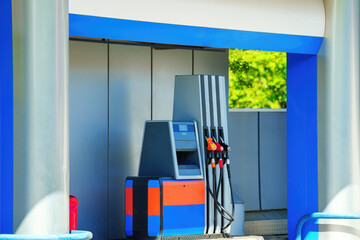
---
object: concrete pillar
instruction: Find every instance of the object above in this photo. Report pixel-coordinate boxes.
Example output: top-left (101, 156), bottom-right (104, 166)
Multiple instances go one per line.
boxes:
top-left (317, 0), bottom-right (360, 239)
top-left (12, 0), bottom-right (69, 234)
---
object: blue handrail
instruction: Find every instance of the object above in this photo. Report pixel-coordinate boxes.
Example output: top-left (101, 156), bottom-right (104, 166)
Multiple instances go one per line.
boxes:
top-left (295, 212), bottom-right (360, 240)
top-left (0, 230), bottom-right (92, 240)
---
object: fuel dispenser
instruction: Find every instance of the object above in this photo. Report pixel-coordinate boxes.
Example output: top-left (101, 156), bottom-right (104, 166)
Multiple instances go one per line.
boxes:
top-left (125, 75), bottom-right (238, 240)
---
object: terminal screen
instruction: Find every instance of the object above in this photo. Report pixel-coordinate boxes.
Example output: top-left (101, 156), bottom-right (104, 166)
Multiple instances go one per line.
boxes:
top-left (178, 124), bottom-right (188, 132)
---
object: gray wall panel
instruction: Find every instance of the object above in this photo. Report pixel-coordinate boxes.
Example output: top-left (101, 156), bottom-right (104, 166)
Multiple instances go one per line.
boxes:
top-left (69, 41), bottom-right (108, 239)
top-left (228, 112), bottom-right (260, 211)
top-left (109, 44), bottom-right (151, 239)
top-left (259, 112), bottom-right (287, 210)
top-left (194, 50), bottom-right (228, 83)
top-left (153, 48), bottom-right (192, 120)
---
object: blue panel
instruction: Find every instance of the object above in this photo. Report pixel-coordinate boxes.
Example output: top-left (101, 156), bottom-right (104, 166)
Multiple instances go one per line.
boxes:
top-left (163, 204), bottom-right (205, 236)
top-left (148, 180), bottom-right (160, 188)
top-left (287, 53), bottom-right (318, 240)
top-left (69, 14), bottom-right (323, 55)
top-left (173, 124), bottom-right (195, 132)
top-left (125, 215), bottom-right (133, 236)
top-left (148, 215), bottom-right (160, 237)
top-left (125, 180), bottom-right (133, 187)
top-left (0, 0), bottom-right (13, 234)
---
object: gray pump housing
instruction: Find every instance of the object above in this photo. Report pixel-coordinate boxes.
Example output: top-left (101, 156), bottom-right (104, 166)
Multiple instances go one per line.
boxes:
top-left (138, 121), bottom-right (203, 180)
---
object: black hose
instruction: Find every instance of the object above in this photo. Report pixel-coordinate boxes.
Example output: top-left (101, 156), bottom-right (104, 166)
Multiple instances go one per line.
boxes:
top-left (216, 167), bottom-right (223, 199)
top-left (212, 166), bottom-right (217, 233)
top-left (205, 164), bottom-right (210, 234)
top-left (221, 166), bottom-right (224, 230)
top-left (221, 163), bottom-right (235, 232)
top-left (207, 186), bottom-right (234, 222)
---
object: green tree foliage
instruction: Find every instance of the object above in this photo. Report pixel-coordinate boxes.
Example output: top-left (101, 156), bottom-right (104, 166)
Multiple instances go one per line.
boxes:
top-left (229, 49), bottom-right (287, 108)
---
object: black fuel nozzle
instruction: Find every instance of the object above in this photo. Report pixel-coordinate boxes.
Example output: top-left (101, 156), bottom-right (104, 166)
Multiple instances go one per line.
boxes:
top-left (219, 137), bottom-right (231, 163)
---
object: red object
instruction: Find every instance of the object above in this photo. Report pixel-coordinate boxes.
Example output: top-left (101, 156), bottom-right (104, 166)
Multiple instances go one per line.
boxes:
top-left (163, 180), bottom-right (205, 206)
top-left (219, 159), bottom-right (223, 168)
top-left (125, 186), bottom-right (133, 215)
top-left (69, 195), bottom-right (79, 231)
top-left (215, 142), bottom-right (224, 152)
top-left (148, 186), bottom-right (160, 215)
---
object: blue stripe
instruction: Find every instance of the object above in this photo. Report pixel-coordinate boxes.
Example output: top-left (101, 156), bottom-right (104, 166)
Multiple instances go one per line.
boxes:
top-left (148, 215), bottom-right (160, 237)
top-left (125, 215), bottom-right (133, 236)
top-left (69, 14), bottom-right (323, 55)
top-left (0, 0), bottom-right (13, 234)
top-left (125, 180), bottom-right (133, 187)
top-left (163, 204), bottom-right (205, 236)
top-left (148, 180), bottom-right (160, 188)
top-left (287, 53), bottom-right (318, 240)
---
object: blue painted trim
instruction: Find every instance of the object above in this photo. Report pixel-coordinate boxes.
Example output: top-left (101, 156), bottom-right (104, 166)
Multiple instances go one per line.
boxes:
top-left (125, 180), bottom-right (133, 188)
top-left (0, 230), bottom-right (93, 240)
top-left (296, 213), bottom-right (360, 240)
top-left (148, 215), bottom-right (160, 237)
top-left (287, 53), bottom-right (318, 240)
top-left (69, 14), bottom-right (323, 55)
top-left (163, 204), bottom-right (205, 236)
top-left (148, 180), bottom-right (160, 188)
top-left (125, 215), bottom-right (133, 236)
top-left (0, 0), bottom-right (13, 234)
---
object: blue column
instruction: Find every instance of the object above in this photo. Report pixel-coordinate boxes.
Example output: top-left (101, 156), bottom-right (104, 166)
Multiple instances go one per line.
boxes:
top-left (0, 0), bottom-right (13, 234)
top-left (287, 53), bottom-right (318, 240)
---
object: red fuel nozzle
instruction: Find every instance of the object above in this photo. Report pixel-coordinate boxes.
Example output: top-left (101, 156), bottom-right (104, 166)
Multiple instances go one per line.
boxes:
top-left (215, 142), bottom-right (224, 168)
top-left (215, 142), bottom-right (224, 152)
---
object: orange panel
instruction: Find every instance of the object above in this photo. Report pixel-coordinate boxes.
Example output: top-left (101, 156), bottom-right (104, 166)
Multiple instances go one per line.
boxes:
top-left (163, 180), bottom-right (205, 206)
top-left (125, 187), bottom-right (133, 215)
top-left (148, 187), bottom-right (160, 215)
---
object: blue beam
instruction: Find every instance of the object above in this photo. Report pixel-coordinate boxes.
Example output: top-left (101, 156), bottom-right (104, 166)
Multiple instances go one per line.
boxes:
top-left (0, 0), bottom-right (13, 234)
top-left (69, 14), bottom-right (323, 55)
top-left (287, 53), bottom-right (318, 240)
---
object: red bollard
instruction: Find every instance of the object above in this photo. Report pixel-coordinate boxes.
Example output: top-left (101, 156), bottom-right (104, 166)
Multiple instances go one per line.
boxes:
top-left (69, 195), bottom-right (79, 230)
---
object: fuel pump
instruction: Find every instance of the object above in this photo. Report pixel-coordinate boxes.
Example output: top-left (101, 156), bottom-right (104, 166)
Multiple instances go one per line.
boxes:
top-left (125, 75), bottom-right (243, 240)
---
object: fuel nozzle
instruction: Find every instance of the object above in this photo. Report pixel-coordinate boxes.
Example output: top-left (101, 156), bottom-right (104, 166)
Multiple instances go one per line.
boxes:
top-left (206, 137), bottom-right (217, 168)
top-left (219, 137), bottom-right (231, 163)
top-left (215, 142), bottom-right (224, 168)
top-left (222, 143), bottom-right (231, 153)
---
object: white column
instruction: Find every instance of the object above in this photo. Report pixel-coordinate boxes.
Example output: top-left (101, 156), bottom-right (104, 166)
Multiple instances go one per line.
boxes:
top-left (12, 0), bottom-right (69, 234)
top-left (318, 0), bottom-right (360, 239)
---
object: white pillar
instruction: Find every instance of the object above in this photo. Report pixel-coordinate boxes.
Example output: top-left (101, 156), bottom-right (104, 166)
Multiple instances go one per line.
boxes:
top-left (12, 0), bottom-right (69, 234)
top-left (317, 0), bottom-right (360, 239)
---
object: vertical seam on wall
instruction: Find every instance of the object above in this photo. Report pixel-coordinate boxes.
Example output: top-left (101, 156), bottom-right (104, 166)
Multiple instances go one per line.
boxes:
top-left (107, 40), bottom-right (110, 239)
top-left (151, 47), bottom-right (153, 120)
top-left (258, 112), bottom-right (262, 210)
top-left (192, 50), bottom-right (195, 74)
